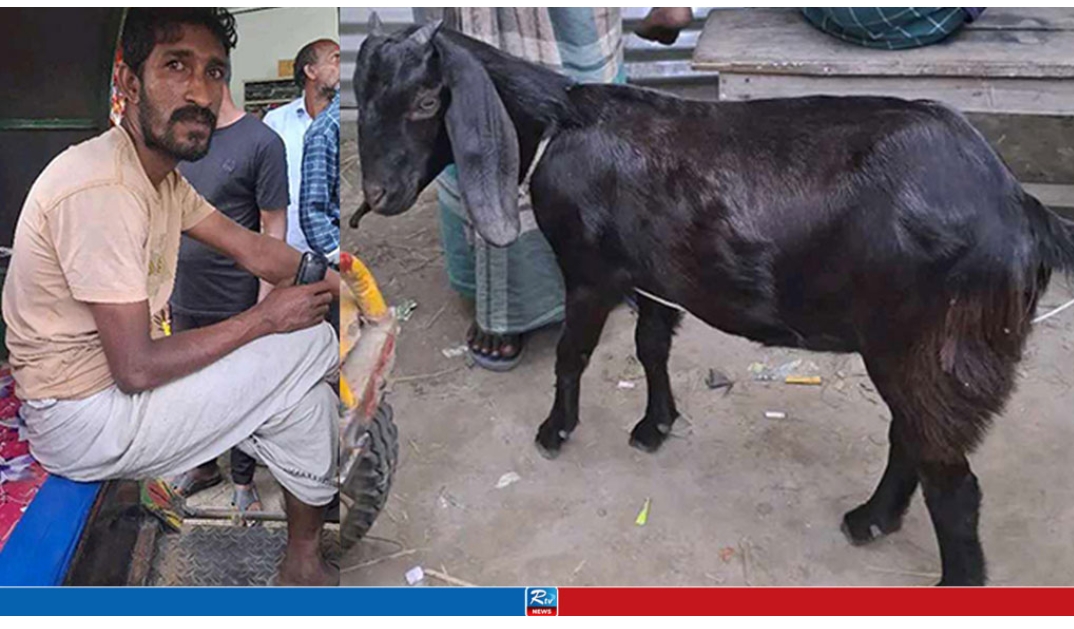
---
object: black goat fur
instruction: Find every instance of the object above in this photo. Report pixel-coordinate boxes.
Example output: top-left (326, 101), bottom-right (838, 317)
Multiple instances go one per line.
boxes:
top-left (354, 24), bottom-right (1074, 586)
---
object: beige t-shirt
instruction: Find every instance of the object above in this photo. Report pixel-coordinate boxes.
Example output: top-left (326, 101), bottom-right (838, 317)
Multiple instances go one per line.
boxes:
top-left (2, 126), bottom-right (216, 400)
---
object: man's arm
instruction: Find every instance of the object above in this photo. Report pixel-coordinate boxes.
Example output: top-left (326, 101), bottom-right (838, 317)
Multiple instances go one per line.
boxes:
top-left (258, 207), bottom-right (287, 301)
top-left (185, 211), bottom-right (340, 299)
top-left (88, 281), bottom-right (332, 394)
top-left (254, 131), bottom-right (291, 301)
top-left (299, 131), bottom-right (340, 264)
top-left (48, 183), bottom-right (332, 396)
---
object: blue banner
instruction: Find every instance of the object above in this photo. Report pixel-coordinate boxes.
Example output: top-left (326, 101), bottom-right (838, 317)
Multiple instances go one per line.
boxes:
top-left (0, 587), bottom-right (528, 616)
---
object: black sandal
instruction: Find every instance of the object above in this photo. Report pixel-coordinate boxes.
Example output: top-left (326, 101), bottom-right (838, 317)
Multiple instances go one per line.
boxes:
top-left (467, 323), bottom-right (526, 372)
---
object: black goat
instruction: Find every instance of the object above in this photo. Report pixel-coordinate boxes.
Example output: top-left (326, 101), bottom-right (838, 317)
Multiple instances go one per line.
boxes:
top-left (353, 20), bottom-right (1074, 586)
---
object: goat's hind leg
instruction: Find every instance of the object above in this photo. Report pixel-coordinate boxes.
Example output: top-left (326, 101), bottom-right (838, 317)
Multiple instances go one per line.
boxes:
top-left (535, 285), bottom-right (616, 459)
top-left (629, 294), bottom-right (683, 453)
top-left (848, 417), bottom-right (986, 586)
top-left (850, 341), bottom-right (1001, 585)
top-left (920, 456), bottom-right (985, 586)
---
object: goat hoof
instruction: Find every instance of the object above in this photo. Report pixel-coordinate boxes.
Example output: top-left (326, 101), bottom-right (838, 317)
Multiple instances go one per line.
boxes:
top-left (629, 420), bottom-right (668, 453)
top-left (936, 575), bottom-right (985, 587)
top-left (534, 437), bottom-right (561, 460)
top-left (841, 503), bottom-right (902, 546)
top-left (535, 423), bottom-right (568, 459)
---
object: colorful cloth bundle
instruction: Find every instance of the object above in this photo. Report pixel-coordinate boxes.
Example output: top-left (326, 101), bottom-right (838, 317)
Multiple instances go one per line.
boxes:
top-left (0, 368), bottom-right (48, 554)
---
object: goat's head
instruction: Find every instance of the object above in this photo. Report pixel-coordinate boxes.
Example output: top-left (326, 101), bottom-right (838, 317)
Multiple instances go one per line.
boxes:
top-left (353, 15), bottom-right (521, 246)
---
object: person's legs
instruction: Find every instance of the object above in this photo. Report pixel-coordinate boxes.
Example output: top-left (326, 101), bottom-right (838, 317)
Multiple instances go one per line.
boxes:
top-left (25, 323), bottom-right (337, 479)
top-left (229, 447), bottom-right (262, 513)
top-left (167, 310), bottom-right (225, 495)
top-left (23, 323), bottom-right (339, 584)
top-left (438, 170), bottom-right (478, 301)
top-left (278, 488), bottom-right (337, 586)
top-left (435, 8), bottom-right (622, 371)
top-left (438, 169), bottom-right (565, 370)
top-left (169, 309), bottom-right (259, 499)
top-left (230, 448), bottom-right (257, 486)
top-left (239, 382), bottom-right (339, 585)
top-left (232, 381), bottom-right (338, 508)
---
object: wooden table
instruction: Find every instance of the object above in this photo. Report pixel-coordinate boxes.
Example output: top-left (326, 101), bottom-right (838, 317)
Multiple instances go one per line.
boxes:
top-left (692, 8), bottom-right (1074, 210)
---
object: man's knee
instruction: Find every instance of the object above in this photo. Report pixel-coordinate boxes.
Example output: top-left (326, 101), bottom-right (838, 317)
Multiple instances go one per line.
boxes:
top-left (300, 382), bottom-right (339, 441)
top-left (267, 381), bottom-right (337, 447)
top-left (256, 382), bottom-right (338, 506)
top-left (272, 322), bottom-right (338, 379)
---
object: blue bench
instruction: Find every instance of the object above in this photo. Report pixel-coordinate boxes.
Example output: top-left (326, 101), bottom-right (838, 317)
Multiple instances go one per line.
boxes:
top-left (0, 475), bottom-right (102, 585)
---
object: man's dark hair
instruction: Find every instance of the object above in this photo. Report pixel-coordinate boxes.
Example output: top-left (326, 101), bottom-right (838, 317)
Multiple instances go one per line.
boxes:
top-left (293, 39), bottom-right (334, 89)
top-left (121, 8), bottom-right (238, 76)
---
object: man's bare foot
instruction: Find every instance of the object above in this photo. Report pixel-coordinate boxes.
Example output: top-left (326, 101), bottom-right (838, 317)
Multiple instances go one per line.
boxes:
top-left (636, 7), bottom-right (694, 45)
top-left (279, 490), bottom-right (332, 585)
top-left (278, 549), bottom-right (339, 586)
top-left (467, 322), bottom-right (525, 372)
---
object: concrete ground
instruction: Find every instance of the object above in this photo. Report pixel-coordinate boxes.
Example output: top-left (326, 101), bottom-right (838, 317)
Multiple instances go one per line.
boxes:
top-left (339, 121), bottom-right (1074, 587)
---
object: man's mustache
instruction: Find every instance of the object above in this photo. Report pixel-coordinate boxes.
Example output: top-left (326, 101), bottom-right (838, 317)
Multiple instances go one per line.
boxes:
top-left (170, 106), bottom-right (216, 129)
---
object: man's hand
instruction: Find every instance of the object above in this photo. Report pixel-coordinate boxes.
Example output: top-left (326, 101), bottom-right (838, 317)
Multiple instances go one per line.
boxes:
top-left (635, 8), bottom-right (694, 45)
top-left (251, 279), bottom-right (333, 334)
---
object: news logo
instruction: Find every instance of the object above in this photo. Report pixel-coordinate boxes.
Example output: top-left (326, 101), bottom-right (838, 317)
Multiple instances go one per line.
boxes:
top-left (525, 587), bottom-right (558, 616)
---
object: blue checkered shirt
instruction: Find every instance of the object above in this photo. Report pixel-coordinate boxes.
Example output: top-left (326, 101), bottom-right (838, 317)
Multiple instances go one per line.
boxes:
top-left (299, 93), bottom-right (340, 257)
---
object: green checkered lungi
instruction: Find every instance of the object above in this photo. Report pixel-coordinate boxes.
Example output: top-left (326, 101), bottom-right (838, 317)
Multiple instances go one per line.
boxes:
top-left (801, 7), bottom-right (971, 50)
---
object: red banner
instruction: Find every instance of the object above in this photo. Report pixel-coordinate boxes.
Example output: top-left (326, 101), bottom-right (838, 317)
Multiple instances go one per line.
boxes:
top-left (558, 587), bottom-right (1074, 616)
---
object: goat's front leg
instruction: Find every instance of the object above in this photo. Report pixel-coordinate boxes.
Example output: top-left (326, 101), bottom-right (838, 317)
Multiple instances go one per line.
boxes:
top-left (535, 286), bottom-right (616, 459)
top-left (629, 295), bottom-right (683, 453)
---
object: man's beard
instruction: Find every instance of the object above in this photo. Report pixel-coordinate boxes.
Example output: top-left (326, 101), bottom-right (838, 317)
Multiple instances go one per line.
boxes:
top-left (319, 83), bottom-right (338, 101)
top-left (139, 93), bottom-right (217, 162)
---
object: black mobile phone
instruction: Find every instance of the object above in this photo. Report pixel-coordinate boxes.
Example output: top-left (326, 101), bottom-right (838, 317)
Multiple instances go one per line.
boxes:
top-left (294, 252), bottom-right (328, 286)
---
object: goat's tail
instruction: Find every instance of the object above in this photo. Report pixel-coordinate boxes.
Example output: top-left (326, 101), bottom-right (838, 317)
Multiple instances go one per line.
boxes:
top-left (1024, 192), bottom-right (1074, 282)
top-left (874, 191), bottom-right (1070, 459)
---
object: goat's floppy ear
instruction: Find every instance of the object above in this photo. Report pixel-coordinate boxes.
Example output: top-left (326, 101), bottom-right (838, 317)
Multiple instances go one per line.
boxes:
top-left (434, 35), bottom-right (521, 247)
top-left (368, 11), bottom-right (384, 36)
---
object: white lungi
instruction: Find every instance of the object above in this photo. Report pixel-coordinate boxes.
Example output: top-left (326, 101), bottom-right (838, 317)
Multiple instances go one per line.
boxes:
top-left (20, 323), bottom-right (339, 506)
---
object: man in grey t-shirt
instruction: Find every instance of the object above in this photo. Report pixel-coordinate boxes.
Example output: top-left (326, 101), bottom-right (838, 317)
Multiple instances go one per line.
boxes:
top-left (169, 84), bottom-right (289, 514)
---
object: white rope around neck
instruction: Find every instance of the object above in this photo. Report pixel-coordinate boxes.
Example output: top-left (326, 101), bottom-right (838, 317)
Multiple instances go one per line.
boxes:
top-left (520, 135), bottom-right (552, 194)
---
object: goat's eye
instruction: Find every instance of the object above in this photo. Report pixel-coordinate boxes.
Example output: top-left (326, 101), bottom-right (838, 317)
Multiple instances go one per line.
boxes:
top-left (407, 94), bottom-right (440, 121)
top-left (417, 96), bottom-right (438, 113)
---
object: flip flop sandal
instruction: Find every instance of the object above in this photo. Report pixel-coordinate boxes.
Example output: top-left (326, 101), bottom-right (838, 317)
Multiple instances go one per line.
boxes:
top-left (232, 484), bottom-right (263, 525)
top-left (468, 335), bottom-right (526, 373)
top-left (170, 469), bottom-right (223, 498)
